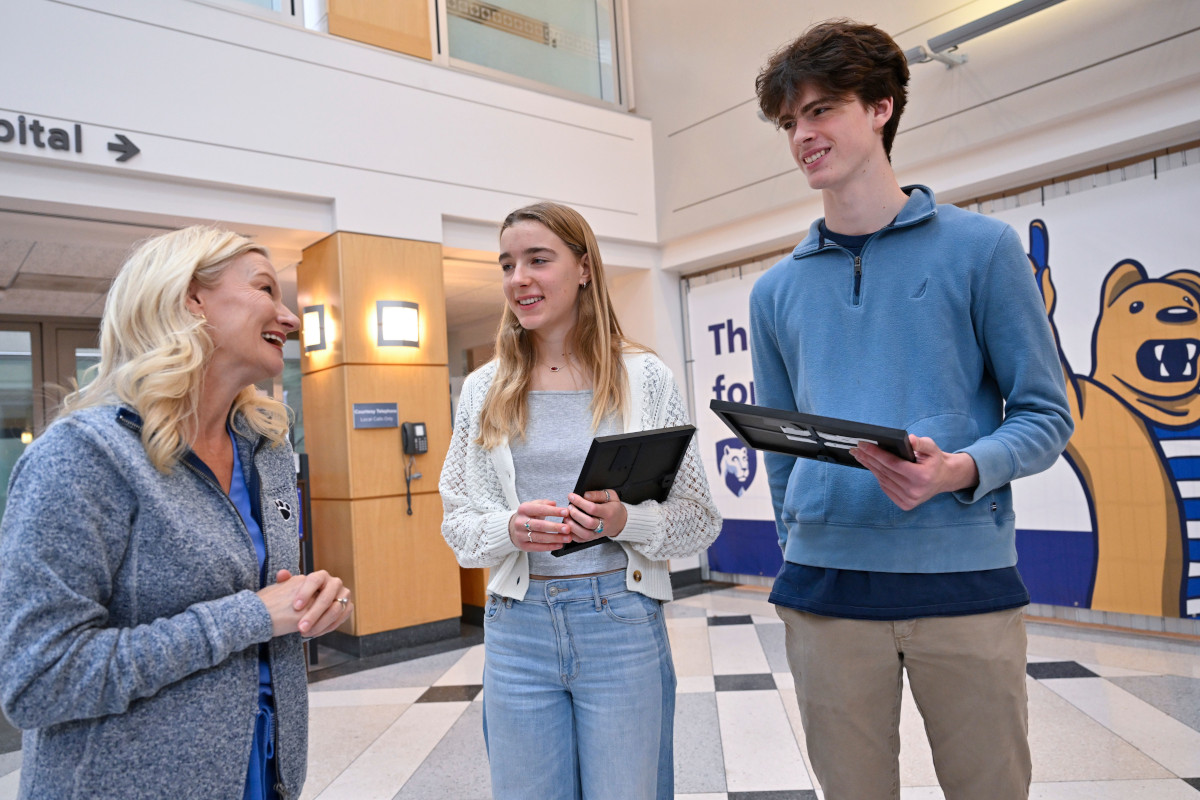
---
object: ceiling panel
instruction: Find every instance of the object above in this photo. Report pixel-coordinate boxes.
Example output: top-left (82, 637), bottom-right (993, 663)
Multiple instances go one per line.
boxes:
top-left (0, 288), bottom-right (107, 318)
top-left (0, 239), bottom-right (35, 287)
top-left (19, 242), bottom-right (129, 280)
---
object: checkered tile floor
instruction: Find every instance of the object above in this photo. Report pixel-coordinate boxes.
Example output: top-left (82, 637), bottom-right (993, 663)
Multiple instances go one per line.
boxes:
top-left (3, 584), bottom-right (1199, 799)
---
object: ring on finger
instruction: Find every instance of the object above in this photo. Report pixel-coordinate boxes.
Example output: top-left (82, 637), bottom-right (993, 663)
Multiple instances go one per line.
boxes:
top-left (524, 520), bottom-right (531, 532)
top-left (337, 596), bottom-right (349, 608)
top-left (604, 490), bottom-right (611, 502)
top-left (527, 530), bottom-right (533, 543)
top-left (595, 520), bottom-right (604, 534)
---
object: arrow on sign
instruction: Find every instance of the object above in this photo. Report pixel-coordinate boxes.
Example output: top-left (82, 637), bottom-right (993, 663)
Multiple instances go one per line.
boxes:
top-left (107, 134), bottom-right (140, 162)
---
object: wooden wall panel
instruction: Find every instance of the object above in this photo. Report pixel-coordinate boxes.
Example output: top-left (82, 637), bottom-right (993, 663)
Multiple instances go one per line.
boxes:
top-left (343, 364), bottom-right (451, 499)
top-left (300, 365), bottom-right (352, 500)
top-left (328, 0), bottom-right (432, 61)
top-left (310, 499), bottom-right (356, 633)
top-left (296, 234), bottom-right (344, 376)
top-left (351, 493), bottom-right (461, 635)
top-left (298, 229), bottom-right (457, 641)
top-left (460, 567), bottom-right (490, 608)
top-left (339, 234), bottom-right (447, 366)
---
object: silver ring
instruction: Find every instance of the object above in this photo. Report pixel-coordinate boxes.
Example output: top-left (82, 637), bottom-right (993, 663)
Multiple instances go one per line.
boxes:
top-left (527, 531), bottom-right (533, 543)
top-left (337, 596), bottom-right (348, 607)
top-left (604, 490), bottom-right (611, 502)
top-left (524, 520), bottom-right (531, 532)
top-left (595, 520), bottom-right (604, 534)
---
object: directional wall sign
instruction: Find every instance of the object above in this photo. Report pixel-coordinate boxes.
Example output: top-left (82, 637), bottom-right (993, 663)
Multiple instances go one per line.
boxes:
top-left (107, 133), bottom-right (139, 162)
top-left (0, 112), bottom-right (140, 163)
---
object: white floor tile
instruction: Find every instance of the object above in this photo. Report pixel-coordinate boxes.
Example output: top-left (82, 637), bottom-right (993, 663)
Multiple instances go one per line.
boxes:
top-left (1041, 678), bottom-right (1200, 777)
top-left (708, 625), bottom-right (771, 675)
top-left (301, 703), bottom-right (412, 800)
top-left (674, 794), bottom-right (728, 800)
top-left (898, 677), bottom-right (939, 787)
top-left (673, 591), bottom-right (776, 618)
top-left (716, 690), bottom-right (812, 792)
top-left (1082, 663), bottom-right (1161, 678)
top-left (669, 619), bottom-right (715, 677)
top-left (1027, 679), bottom-right (1172, 782)
top-left (777, 687), bottom-right (821, 794)
top-left (314, 702), bottom-right (470, 800)
top-left (432, 644), bottom-right (485, 686)
top-left (1027, 633), bottom-right (1200, 679)
top-left (0, 770), bottom-right (17, 800)
top-left (306, 687), bottom-right (424, 707)
top-left (677, 675), bottom-right (716, 693)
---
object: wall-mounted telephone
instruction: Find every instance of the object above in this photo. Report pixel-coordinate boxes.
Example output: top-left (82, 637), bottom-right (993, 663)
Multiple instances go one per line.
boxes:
top-left (401, 422), bottom-right (428, 455)
top-left (401, 422), bottom-right (426, 515)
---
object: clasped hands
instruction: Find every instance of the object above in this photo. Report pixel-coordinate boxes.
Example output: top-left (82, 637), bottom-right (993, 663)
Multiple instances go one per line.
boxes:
top-left (509, 489), bottom-right (629, 552)
top-left (256, 569), bottom-right (353, 638)
top-left (850, 434), bottom-right (979, 511)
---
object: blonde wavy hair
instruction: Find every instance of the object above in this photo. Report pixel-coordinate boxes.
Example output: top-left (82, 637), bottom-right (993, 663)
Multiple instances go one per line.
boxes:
top-left (62, 225), bottom-right (290, 471)
top-left (477, 202), bottom-right (648, 449)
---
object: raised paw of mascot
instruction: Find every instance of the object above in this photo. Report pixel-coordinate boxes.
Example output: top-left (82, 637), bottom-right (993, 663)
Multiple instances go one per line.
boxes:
top-left (1029, 218), bottom-right (1200, 618)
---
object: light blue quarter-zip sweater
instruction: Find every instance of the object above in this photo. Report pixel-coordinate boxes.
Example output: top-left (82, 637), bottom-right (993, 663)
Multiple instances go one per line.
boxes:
top-left (0, 406), bottom-right (308, 800)
top-left (749, 185), bottom-right (1073, 574)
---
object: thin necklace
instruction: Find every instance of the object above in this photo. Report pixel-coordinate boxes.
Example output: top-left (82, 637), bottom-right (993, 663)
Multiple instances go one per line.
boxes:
top-left (544, 352), bottom-right (573, 372)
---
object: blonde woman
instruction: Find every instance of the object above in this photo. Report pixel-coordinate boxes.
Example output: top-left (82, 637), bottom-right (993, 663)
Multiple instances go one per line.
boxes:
top-left (440, 202), bottom-right (721, 800)
top-left (0, 227), bottom-right (352, 800)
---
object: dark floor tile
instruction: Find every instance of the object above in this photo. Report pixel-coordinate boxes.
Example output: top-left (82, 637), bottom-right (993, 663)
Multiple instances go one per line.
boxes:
top-left (1183, 776), bottom-right (1200, 791)
top-left (416, 684), bottom-right (483, 703)
top-left (729, 791), bottom-right (817, 799)
top-left (0, 714), bottom-right (20, 755)
top-left (307, 624), bottom-right (484, 684)
top-left (708, 614), bottom-right (754, 626)
top-left (1026, 660), bottom-right (1098, 680)
top-left (715, 673), bottom-right (777, 692)
top-left (671, 580), bottom-right (737, 601)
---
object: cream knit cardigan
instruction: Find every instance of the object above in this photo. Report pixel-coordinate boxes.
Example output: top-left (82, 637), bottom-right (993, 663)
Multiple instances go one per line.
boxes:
top-left (440, 352), bottom-right (722, 601)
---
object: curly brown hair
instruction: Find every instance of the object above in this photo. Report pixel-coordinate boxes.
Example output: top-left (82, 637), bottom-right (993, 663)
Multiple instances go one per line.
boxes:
top-left (756, 19), bottom-right (909, 159)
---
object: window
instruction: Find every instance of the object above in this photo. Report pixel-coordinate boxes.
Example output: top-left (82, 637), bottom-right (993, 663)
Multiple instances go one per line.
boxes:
top-left (441, 0), bottom-right (627, 105)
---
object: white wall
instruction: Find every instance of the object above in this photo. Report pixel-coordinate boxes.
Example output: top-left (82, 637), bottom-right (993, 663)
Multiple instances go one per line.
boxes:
top-left (1, 0), bottom-right (658, 247)
top-left (5, 0), bottom-right (1200, 367)
top-left (628, 0), bottom-right (1200, 272)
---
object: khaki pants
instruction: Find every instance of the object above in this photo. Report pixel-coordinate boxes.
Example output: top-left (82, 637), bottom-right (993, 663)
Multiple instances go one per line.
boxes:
top-left (776, 606), bottom-right (1031, 800)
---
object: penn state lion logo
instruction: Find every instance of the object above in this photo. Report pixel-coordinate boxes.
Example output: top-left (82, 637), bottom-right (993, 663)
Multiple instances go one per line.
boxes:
top-left (717, 437), bottom-right (756, 497)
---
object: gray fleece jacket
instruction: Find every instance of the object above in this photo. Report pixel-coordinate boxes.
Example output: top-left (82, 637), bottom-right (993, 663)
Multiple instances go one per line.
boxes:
top-left (0, 405), bottom-right (308, 800)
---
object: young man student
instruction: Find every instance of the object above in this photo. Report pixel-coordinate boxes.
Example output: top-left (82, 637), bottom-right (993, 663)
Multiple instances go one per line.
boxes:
top-left (749, 19), bottom-right (1073, 800)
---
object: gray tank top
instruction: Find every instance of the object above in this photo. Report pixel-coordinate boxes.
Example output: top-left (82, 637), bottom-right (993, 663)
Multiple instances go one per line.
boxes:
top-left (511, 391), bottom-right (627, 575)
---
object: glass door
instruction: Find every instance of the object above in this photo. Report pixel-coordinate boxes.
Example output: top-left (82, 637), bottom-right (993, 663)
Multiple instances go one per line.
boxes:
top-left (0, 325), bottom-right (43, 522)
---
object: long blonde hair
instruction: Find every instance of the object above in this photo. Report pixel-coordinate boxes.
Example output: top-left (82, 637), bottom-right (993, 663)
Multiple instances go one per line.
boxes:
top-left (62, 225), bottom-right (290, 471)
top-left (477, 202), bottom-right (648, 449)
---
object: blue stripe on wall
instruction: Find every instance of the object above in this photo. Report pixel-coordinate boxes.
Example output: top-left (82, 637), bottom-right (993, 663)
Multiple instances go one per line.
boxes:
top-left (1015, 528), bottom-right (1096, 608)
top-left (1163, 457), bottom-right (1200, 480)
top-left (1150, 422), bottom-right (1200, 440)
top-left (1184, 499), bottom-right (1200, 520)
top-left (707, 519), bottom-right (782, 577)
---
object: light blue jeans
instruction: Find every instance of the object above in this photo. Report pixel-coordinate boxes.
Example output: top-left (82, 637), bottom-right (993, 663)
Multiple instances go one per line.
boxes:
top-left (482, 571), bottom-right (676, 800)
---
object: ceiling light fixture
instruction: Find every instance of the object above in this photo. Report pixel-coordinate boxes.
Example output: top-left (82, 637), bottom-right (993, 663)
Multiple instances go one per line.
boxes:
top-left (905, 0), bottom-right (1068, 68)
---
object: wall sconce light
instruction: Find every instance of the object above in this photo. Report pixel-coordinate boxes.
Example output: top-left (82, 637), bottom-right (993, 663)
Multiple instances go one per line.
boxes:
top-left (377, 300), bottom-right (419, 347)
top-left (302, 304), bottom-right (327, 352)
top-left (20, 431), bottom-right (32, 445)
